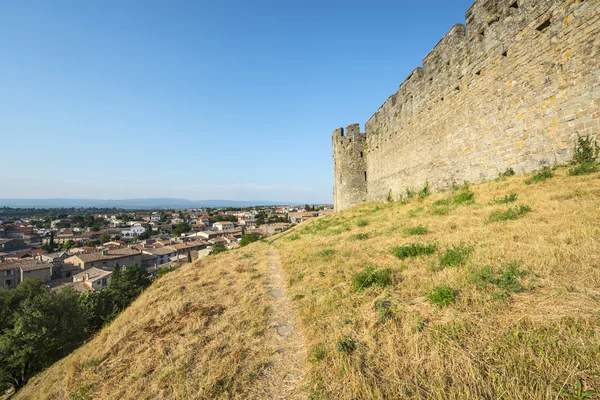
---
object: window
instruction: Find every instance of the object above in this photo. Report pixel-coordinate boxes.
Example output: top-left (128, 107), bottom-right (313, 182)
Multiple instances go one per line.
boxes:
top-left (4, 270), bottom-right (13, 276)
top-left (5, 280), bottom-right (11, 287)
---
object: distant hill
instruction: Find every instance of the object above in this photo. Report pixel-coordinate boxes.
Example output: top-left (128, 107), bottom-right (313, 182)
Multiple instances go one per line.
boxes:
top-left (0, 198), bottom-right (301, 209)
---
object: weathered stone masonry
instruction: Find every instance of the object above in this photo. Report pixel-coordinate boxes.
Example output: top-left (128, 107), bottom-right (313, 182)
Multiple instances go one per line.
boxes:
top-left (333, 0), bottom-right (600, 211)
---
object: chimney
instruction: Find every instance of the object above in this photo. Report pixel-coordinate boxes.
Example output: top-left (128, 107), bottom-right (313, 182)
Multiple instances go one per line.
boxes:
top-left (85, 273), bottom-right (89, 281)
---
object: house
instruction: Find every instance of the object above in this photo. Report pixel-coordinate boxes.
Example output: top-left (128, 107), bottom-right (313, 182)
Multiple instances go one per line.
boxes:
top-left (19, 260), bottom-right (53, 283)
top-left (289, 212), bottom-right (319, 224)
top-left (64, 248), bottom-right (142, 271)
top-left (150, 214), bottom-right (162, 222)
top-left (142, 246), bottom-right (177, 266)
top-left (120, 225), bottom-right (146, 239)
top-left (213, 221), bottom-right (235, 231)
top-left (0, 262), bottom-right (20, 288)
top-left (41, 251), bottom-right (70, 264)
top-left (260, 223), bottom-right (291, 234)
top-left (0, 238), bottom-right (27, 252)
top-left (4, 226), bottom-right (33, 239)
top-left (238, 219), bottom-right (256, 229)
top-left (51, 219), bottom-right (71, 229)
top-left (73, 268), bottom-right (112, 291)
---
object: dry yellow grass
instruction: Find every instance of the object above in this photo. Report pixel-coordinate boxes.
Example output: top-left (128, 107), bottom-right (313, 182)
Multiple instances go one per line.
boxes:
top-left (272, 167), bottom-right (600, 399)
top-left (14, 167), bottom-right (600, 399)
top-left (15, 243), bottom-right (296, 400)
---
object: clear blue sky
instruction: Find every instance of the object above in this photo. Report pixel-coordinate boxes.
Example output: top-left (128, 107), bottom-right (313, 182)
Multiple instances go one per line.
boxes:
top-left (0, 0), bottom-right (473, 204)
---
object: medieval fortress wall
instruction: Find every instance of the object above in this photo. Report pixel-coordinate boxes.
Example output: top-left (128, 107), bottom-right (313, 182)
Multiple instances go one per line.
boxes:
top-left (333, 0), bottom-right (600, 211)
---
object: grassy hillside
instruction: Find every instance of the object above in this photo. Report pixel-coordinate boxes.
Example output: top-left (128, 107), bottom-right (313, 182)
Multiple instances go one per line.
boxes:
top-left (273, 167), bottom-right (600, 399)
top-left (15, 167), bottom-right (600, 399)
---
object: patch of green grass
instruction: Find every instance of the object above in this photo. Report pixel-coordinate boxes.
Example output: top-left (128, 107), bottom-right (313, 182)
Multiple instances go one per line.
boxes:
top-left (391, 243), bottom-right (437, 259)
top-left (328, 224), bottom-right (351, 235)
top-left (491, 193), bottom-right (518, 204)
top-left (467, 261), bottom-right (529, 300)
top-left (425, 285), bottom-right (459, 307)
top-left (452, 190), bottom-right (475, 204)
top-left (356, 219), bottom-right (369, 227)
top-left (317, 249), bottom-right (336, 257)
top-left (70, 385), bottom-right (93, 400)
top-left (569, 162), bottom-right (598, 176)
top-left (408, 207), bottom-right (424, 218)
top-left (438, 243), bottom-right (475, 269)
top-left (287, 234), bottom-right (300, 241)
top-left (350, 232), bottom-right (369, 241)
top-left (486, 204), bottom-right (532, 223)
top-left (375, 299), bottom-right (392, 323)
top-left (525, 167), bottom-right (554, 184)
top-left (309, 344), bottom-right (327, 362)
top-left (352, 266), bottom-right (392, 291)
top-left (404, 225), bottom-right (428, 236)
top-left (336, 337), bottom-right (357, 353)
top-left (418, 180), bottom-right (431, 199)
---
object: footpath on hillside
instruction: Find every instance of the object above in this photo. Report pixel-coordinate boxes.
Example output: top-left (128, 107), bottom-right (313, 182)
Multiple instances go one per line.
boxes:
top-left (254, 246), bottom-right (308, 399)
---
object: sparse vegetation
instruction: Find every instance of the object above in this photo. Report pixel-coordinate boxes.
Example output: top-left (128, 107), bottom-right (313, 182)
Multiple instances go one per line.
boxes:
top-left (425, 285), bottom-right (459, 307)
top-left (501, 167), bottom-right (516, 177)
top-left (404, 225), bottom-right (428, 235)
top-left (317, 249), bottom-right (335, 257)
top-left (438, 242), bottom-right (475, 269)
top-left (418, 180), bottom-right (431, 199)
top-left (467, 261), bottom-right (529, 300)
top-left (375, 299), bottom-right (392, 322)
top-left (350, 232), bottom-right (369, 240)
top-left (491, 193), bottom-right (518, 204)
top-left (336, 337), bottom-right (357, 353)
top-left (486, 204), bottom-right (532, 223)
top-left (352, 266), bottom-right (392, 290)
top-left (356, 218), bottom-right (369, 227)
top-left (525, 167), bottom-right (554, 184)
top-left (391, 242), bottom-right (437, 259)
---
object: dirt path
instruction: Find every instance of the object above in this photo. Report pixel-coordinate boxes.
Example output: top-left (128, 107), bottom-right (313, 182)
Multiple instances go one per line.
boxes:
top-left (257, 246), bottom-right (308, 399)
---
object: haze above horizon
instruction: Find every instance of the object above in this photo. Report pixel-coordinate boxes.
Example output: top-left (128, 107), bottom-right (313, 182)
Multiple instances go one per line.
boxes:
top-left (0, 0), bottom-right (473, 203)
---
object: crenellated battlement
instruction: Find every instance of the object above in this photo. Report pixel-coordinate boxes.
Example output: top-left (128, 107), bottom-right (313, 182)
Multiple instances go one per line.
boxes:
top-left (333, 0), bottom-right (599, 211)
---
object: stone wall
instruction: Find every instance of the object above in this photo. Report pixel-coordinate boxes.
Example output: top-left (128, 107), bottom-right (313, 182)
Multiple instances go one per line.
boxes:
top-left (332, 0), bottom-right (600, 211)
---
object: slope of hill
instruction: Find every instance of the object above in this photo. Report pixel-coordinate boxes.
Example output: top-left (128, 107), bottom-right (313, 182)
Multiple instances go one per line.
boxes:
top-left (15, 167), bottom-right (600, 399)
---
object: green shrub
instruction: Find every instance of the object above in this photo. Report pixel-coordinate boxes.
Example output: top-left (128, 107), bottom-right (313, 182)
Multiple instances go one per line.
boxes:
top-left (418, 180), bottom-right (431, 199)
top-left (569, 162), bottom-right (598, 176)
top-left (336, 337), bottom-right (357, 353)
top-left (431, 204), bottom-right (451, 216)
top-left (501, 167), bottom-right (516, 177)
top-left (467, 261), bottom-right (528, 300)
top-left (486, 204), bottom-right (532, 223)
top-left (491, 193), bottom-right (518, 204)
top-left (375, 299), bottom-right (392, 322)
top-left (425, 285), bottom-right (459, 307)
top-left (525, 167), bottom-right (554, 184)
top-left (404, 225), bottom-right (428, 236)
top-left (351, 232), bottom-right (369, 241)
top-left (572, 134), bottom-right (599, 165)
top-left (391, 243), bottom-right (437, 259)
top-left (309, 344), bottom-right (327, 362)
top-left (387, 189), bottom-right (394, 203)
top-left (405, 187), bottom-right (416, 199)
top-left (352, 266), bottom-right (392, 290)
top-left (317, 249), bottom-right (336, 257)
top-left (356, 219), bottom-right (369, 227)
top-left (438, 243), bottom-right (474, 269)
top-left (452, 190), bottom-right (475, 204)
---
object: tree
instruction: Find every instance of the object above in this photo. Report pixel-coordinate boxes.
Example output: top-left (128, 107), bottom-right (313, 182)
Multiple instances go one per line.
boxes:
top-left (210, 243), bottom-right (227, 255)
top-left (0, 280), bottom-right (87, 390)
top-left (172, 222), bottom-right (191, 237)
top-left (240, 233), bottom-right (260, 247)
top-left (187, 251), bottom-right (192, 263)
top-left (78, 290), bottom-right (115, 332)
top-left (108, 263), bottom-right (151, 315)
top-left (59, 240), bottom-right (77, 251)
top-left (99, 232), bottom-right (111, 244)
top-left (41, 232), bottom-right (56, 252)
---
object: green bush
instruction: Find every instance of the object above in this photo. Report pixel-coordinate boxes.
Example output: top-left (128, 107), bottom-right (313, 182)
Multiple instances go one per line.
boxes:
top-left (336, 336), bottom-right (357, 353)
top-left (391, 243), bottom-right (438, 259)
top-left (425, 285), bottom-right (459, 307)
top-left (569, 162), bottom-right (598, 176)
top-left (352, 266), bottom-right (392, 290)
top-left (452, 190), bottom-right (475, 204)
top-left (525, 167), bottom-right (554, 184)
top-left (486, 204), bottom-right (532, 223)
top-left (404, 225), bottom-right (428, 236)
top-left (572, 135), bottom-right (599, 165)
top-left (491, 193), bottom-right (518, 204)
top-left (467, 261), bottom-right (528, 300)
top-left (387, 189), bottom-right (394, 203)
top-left (438, 243), bottom-right (474, 269)
top-left (309, 344), bottom-right (327, 362)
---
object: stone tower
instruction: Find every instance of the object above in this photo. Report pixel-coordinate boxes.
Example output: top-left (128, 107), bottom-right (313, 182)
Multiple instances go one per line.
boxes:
top-left (332, 124), bottom-right (367, 211)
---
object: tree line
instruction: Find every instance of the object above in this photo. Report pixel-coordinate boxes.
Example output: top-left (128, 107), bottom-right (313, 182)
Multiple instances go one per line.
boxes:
top-left (0, 264), bottom-right (152, 392)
